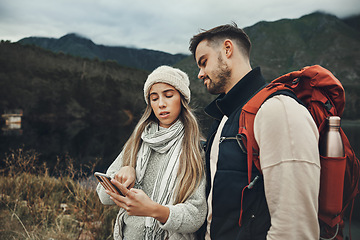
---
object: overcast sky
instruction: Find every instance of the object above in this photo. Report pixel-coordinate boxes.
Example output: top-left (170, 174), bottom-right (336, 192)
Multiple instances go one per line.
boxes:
top-left (0, 0), bottom-right (359, 54)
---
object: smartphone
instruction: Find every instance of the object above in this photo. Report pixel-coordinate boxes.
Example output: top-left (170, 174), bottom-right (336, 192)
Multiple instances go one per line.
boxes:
top-left (94, 172), bottom-right (124, 196)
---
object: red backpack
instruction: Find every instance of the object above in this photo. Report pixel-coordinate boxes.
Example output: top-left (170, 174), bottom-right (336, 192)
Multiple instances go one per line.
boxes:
top-left (237, 65), bottom-right (360, 239)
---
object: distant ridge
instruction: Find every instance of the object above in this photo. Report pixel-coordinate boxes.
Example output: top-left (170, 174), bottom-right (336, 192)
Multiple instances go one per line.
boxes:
top-left (175, 12), bottom-right (360, 119)
top-left (1, 11), bottom-right (359, 122)
top-left (244, 11), bottom-right (360, 82)
top-left (343, 14), bottom-right (360, 32)
top-left (18, 33), bottom-right (188, 71)
top-left (177, 12), bottom-right (360, 83)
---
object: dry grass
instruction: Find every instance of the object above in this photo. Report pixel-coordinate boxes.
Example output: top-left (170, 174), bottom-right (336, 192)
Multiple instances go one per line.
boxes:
top-left (0, 148), bottom-right (118, 240)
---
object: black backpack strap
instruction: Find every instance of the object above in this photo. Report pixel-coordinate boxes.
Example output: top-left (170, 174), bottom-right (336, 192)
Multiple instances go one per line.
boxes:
top-left (266, 89), bottom-right (306, 107)
top-left (268, 89), bottom-right (334, 114)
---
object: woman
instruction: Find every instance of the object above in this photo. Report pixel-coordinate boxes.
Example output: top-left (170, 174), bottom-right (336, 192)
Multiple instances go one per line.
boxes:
top-left (96, 65), bottom-right (207, 240)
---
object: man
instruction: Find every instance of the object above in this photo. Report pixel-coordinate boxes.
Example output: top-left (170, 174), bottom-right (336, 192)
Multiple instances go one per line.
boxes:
top-left (189, 23), bottom-right (320, 239)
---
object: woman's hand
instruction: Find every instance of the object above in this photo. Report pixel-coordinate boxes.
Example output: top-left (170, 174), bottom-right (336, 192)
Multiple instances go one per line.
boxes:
top-left (114, 166), bottom-right (136, 189)
top-left (106, 179), bottom-right (170, 224)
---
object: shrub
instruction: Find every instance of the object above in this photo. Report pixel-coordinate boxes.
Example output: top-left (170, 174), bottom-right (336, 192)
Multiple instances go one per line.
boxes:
top-left (0, 148), bottom-right (118, 239)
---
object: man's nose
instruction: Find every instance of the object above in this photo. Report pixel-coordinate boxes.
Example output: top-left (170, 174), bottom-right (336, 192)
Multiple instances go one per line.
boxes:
top-left (198, 68), bottom-right (205, 80)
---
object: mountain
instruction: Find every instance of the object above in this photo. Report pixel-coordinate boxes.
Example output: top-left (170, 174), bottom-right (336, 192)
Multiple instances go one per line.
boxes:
top-left (18, 33), bottom-right (187, 71)
top-left (246, 12), bottom-right (360, 83)
top-left (175, 12), bottom-right (360, 119)
top-left (178, 12), bottom-right (360, 82)
top-left (1, 11), bottom-right (360, 122)
top-left (344, 14), bottom-right (360, 32)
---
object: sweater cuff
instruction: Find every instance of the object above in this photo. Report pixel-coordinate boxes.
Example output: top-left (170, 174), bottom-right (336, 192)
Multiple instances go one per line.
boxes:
top-left (158, 205), bottom-right (181, 231)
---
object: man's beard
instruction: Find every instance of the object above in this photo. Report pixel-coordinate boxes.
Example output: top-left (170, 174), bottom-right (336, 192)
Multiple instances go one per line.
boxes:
top-left (206, 54), bottom-right (231, 95)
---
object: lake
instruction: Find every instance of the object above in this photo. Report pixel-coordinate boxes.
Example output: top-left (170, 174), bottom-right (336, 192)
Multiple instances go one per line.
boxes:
top-left (1, 118), bottom-right (359, 174)
top-left (0, 119), bottom-right (135, 173)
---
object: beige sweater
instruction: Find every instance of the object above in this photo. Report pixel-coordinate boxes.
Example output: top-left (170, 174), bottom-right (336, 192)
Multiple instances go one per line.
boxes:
top-left (206, 95), bottom-right (320, 239)
top-left (254, 95), bottom-right (320, 239)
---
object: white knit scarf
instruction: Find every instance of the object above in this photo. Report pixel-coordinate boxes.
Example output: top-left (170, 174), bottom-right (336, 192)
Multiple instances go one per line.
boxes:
top-left (114, 119), bottom-right (184, 240)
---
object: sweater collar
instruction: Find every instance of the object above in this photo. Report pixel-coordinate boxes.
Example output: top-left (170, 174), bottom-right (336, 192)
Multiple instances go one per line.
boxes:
top-left (204, 67), bottom-right (266, 120)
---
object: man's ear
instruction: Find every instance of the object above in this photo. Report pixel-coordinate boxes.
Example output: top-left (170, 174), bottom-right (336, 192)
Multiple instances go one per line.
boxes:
top-left (223, 39), bottom-right (233, 58)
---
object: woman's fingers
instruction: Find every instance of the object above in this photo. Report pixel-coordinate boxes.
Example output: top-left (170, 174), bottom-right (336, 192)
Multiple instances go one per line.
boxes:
top-left (108, 194), bottom-right (127, 208)
top-left (123, 178), bottom-right (135, 189)
top-left (114, 166), bottom-right (136, 188)
top-left (111, 179), bottom-right (130, 196)
top-left (107, 180), bottom-right (158, 218)
top-left (114, 173), bottom-right (124, 183)
top-left (106, 187), bottom-right (134, 212)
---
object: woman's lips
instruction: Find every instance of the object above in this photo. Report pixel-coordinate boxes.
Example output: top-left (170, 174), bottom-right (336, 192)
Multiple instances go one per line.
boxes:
top-left (159, 111), bottom-right (170, 118)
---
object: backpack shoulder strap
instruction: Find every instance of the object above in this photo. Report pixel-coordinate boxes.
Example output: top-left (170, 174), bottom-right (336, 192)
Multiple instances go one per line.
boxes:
top-left (238, 67), bottom-right (311, 183)
top-left (238, 82), bottom-right (290, 183)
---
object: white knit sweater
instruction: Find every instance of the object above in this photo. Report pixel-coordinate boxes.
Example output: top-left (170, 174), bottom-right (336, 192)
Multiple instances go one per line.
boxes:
top-left (97, 151), bottom-right (207, 240)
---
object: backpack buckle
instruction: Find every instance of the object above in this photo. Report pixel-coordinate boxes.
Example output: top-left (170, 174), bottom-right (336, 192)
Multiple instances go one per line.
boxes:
top-left (236, 133), bottom-right (247, 154)
top-left (292, 78), bottom-right (300, 84)
top-left (324, 100), bottom-right (333, 113)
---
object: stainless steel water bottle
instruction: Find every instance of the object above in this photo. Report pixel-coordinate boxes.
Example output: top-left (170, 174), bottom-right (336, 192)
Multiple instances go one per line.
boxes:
top-left (319, 116), bottom-right (346, 216)
top-left (320, 116), bottom-right (344, 157)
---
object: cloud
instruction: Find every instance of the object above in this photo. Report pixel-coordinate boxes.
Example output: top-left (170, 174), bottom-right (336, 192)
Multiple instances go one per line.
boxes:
top-left (0, 0), bottom-right (359, 54)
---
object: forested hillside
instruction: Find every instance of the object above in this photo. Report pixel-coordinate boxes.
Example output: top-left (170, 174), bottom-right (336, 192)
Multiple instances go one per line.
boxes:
top-left (1, 11), bottom-right (359, 127)
top-left (0, 42), bottom-right (148, 124)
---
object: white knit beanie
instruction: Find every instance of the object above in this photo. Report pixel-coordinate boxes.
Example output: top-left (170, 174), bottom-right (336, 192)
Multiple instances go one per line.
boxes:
top-left (143, 65), bottom-right (190, 104)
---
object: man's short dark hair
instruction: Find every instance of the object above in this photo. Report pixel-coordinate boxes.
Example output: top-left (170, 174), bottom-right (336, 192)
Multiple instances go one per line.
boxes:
top-left (189, 22), bottom-right (251, 59)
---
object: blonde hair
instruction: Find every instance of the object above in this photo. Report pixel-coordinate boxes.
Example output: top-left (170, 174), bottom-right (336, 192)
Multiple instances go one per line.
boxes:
top-left (122, 96), bottom-right (204, 203)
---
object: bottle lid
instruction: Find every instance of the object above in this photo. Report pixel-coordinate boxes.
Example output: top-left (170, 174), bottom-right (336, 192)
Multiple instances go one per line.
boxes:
top-left (327, 116), bottom-right (341, 127)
